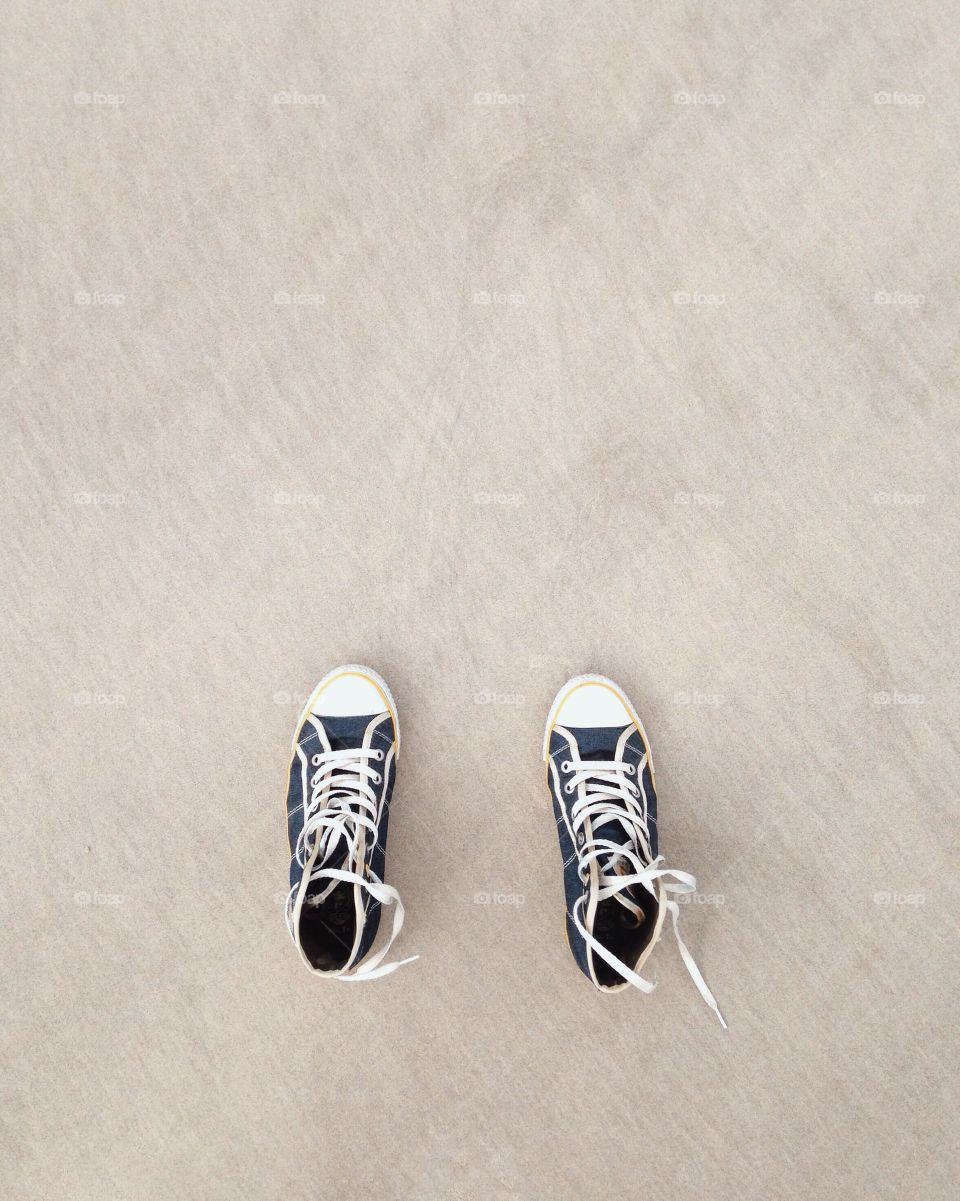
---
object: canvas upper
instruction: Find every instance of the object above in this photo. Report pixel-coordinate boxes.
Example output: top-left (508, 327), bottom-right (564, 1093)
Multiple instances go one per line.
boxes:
top-left (284, 665), bottom-right (415, 980)
top-left (547, 720), bottom-right (665, 989)
top-left (543, 674), bottom-right (725, 1025)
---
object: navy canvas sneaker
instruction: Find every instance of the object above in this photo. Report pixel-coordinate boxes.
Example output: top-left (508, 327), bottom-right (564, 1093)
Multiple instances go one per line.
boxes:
top-left (284, 664), bottom-right (416, 979)
top-left (543, 674), bottom-right (725, 1025)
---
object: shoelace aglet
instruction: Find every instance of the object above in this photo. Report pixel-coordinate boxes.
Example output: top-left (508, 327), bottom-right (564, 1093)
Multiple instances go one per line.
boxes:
top-left (339, 953), bottom-right (419, 982)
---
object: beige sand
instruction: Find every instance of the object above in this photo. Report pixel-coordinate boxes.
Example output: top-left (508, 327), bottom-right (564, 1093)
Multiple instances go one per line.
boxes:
top-left (2, 3), bottom-right (958, 1199)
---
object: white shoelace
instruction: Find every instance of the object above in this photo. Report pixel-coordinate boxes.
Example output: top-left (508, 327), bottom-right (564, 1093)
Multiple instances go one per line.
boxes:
top-left (286, 744), bottom-right (417, 980)
top-left (562, 752), bottom-right (726, 1027)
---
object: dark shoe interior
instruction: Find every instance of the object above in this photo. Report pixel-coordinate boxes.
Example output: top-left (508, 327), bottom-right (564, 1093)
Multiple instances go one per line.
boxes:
top-left (299, 880), bottom-right (357, 971)
top-left (593, 892), bottom-right (659, 988)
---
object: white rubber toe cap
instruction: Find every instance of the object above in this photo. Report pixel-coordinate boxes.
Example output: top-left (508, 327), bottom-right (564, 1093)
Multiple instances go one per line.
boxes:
top-left (310, 667), bottom-right (391, 718)
top-left (552, 676), bottom-right (633, 728)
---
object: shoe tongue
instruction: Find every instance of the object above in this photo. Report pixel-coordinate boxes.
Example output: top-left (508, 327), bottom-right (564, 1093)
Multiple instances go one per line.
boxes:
top-left (567, 724), bottom-right (630, 758)
top-left (315, 712), bottom-right (384, 751)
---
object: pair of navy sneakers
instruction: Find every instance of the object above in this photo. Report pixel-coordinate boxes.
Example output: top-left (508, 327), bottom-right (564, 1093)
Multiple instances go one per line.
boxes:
top-left (284, 665), bottom-right (725, 1025)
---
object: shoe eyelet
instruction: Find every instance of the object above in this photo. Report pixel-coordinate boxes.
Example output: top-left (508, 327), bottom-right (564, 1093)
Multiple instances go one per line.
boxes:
top-left (561, 760), bottom-right (572, 772)
top-left (311, 755), bottom-right (322, 766)
top-left (564, 782), bottom-right (574, 795)
top-left (371, 772), bottom-right (381, 785)
top-left (374, 749), bottom-right (384, 761)
top-left (577, 832), bottom-right (585, 846)
top-left (625, 763), bottom-right (635, 776)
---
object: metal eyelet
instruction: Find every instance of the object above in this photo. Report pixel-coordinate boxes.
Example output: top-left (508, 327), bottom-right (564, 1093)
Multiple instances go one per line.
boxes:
top-left (561, 760), bottom-right (572, 772)
top-left (564, 782), bottom-right (574, 795)
top-left (577, 832), bottom-right (585, 846)
top-left (374, 749), bottom-right (384, 761)
top-left (311, 755), bottom-right (321, 766)
top-left (371, 772), bottom-right (381, 785)
top-left (625, 763), bottom-right (635, 776)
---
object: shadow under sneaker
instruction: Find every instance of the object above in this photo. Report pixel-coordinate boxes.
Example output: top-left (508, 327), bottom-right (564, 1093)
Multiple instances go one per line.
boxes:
top-left (284, 664), bottom-right (416, 979)
top-left (543, 673), bottom-right (725, 1026)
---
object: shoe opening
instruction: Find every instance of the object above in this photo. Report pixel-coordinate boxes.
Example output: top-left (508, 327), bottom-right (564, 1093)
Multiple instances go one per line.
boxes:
top-left (299, 880), bottom-right (357, 972)
top-left (592, 892), bottom-right (659, 989)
